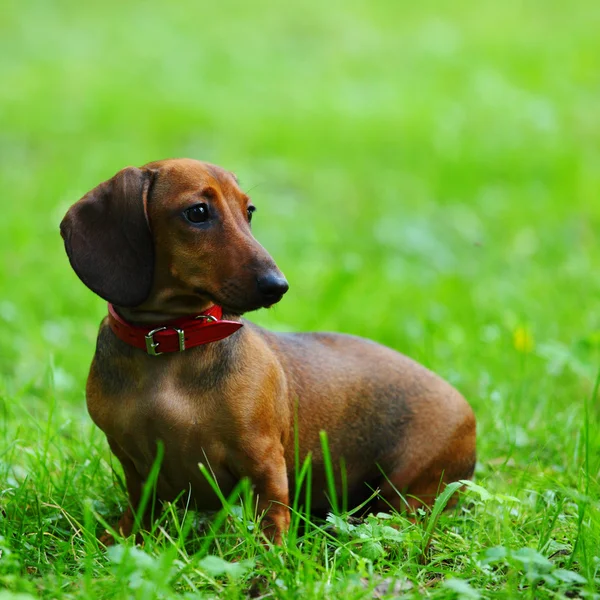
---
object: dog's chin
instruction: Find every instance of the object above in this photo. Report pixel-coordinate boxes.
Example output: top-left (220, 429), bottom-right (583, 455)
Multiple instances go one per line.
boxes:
top-left (218, 297), bottom-right (284, 317)
top-left (197, 288), bottom-right (284, 317)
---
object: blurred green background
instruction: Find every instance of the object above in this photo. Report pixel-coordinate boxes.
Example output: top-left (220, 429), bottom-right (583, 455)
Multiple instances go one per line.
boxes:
top-left (1, 0), bottom-right (599, 595)
top-left (2, 0), bottom-right (599, 390)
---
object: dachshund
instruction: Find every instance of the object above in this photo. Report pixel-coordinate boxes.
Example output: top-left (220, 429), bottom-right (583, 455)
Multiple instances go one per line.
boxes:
top-left (60, 158), bottom-right (476, 544)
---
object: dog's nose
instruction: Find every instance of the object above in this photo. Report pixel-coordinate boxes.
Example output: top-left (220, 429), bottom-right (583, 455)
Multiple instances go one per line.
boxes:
top-left (257, 273), bottom-right (289, 301)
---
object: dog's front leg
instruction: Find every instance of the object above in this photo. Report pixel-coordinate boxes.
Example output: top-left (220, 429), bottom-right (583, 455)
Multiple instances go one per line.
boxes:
top-left (256, 459), bottom-right (290, 545)
top-left (100, 437), bottom-right (151, 546)
top-left (239, 443), bottom-right (290, 544)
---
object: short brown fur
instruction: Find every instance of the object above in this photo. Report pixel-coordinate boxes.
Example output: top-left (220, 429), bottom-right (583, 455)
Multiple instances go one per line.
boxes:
top-left (61, 159), bottom-right (476, 544)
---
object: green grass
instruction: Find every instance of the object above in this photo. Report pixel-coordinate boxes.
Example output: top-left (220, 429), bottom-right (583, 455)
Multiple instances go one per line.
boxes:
top-left (1, 0), bottom-right (600, 597)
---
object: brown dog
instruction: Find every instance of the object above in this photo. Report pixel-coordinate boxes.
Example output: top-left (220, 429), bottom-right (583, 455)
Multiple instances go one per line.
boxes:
top-left (60, 158), bottom-right (476, 544)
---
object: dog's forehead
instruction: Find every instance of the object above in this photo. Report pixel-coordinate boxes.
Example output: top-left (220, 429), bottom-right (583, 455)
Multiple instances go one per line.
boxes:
top-left (144, 158), bottom-right (239, 195)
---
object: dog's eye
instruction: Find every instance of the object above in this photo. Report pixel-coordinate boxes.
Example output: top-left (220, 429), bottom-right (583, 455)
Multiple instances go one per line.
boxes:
top-left (247, 206), bottom-right (256, 223)
top-left (184, 203), bottom-right (210, 224)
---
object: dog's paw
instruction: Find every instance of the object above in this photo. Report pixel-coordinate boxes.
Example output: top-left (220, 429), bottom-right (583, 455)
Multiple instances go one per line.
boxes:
top-left (99, 530), bottom-right (116, 547)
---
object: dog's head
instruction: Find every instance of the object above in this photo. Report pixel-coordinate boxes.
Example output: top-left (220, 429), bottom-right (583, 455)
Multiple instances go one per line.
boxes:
top-left (60, 158), bottom-right (288, 316)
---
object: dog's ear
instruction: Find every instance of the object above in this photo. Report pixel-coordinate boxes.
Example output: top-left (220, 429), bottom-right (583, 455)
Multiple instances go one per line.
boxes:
top-left (60, 167), bottom-right (156, 307)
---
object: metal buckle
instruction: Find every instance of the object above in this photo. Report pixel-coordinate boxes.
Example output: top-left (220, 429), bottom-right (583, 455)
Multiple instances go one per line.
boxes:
top-left (145, 326), bottom-right (185, 356)
top-left (195, 314), bottom-right (218, 323)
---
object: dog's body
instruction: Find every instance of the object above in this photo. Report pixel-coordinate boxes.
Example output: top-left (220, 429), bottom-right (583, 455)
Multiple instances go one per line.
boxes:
top-left (61, 159), bottom-right (476, 543)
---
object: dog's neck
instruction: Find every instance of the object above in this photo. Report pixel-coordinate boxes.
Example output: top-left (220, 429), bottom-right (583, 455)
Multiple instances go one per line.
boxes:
top-left (115, 296), bottom-right (235, 327)
top-left (112, 283), bottom-right (226, 325)
top-left (114, 306), bottom-right (214, 327)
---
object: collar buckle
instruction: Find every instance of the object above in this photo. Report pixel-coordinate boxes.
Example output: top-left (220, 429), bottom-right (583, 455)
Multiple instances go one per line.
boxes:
top-left (195, 314), bottom-right (218, 323)
top-left (145, 326), bottom-right (185, 356)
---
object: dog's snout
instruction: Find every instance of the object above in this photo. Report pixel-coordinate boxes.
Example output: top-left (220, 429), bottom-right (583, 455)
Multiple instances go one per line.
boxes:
top-left (257, 273), bottom-right (289, 302)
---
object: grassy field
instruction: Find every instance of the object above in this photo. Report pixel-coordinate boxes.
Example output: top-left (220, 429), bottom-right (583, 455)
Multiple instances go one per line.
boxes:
top-left (1, 0), bottom-right (600, 597)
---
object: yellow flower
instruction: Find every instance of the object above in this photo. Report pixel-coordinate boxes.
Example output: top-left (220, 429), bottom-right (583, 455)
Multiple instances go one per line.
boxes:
top-left (513, 326), bottom-right (534, 353)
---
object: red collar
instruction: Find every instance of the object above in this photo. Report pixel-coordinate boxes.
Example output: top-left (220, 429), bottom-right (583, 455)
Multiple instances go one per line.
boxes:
top-left (107, 304), bottom-right (243, 356)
